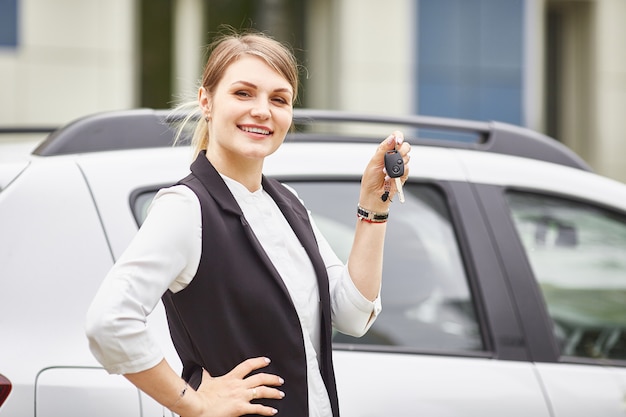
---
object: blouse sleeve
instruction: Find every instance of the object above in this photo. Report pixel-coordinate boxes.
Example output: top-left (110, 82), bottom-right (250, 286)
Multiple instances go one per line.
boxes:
top-left (85, 185), bottom-right (201, 374)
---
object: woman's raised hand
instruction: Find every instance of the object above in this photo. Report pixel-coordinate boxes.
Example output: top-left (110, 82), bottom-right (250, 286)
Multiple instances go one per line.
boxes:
top-left (359, 131), bottom-right (410, 212)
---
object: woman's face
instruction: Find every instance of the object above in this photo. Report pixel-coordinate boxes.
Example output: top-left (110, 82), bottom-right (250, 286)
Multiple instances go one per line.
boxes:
top-left (201, 55), bottom-right (294, 167)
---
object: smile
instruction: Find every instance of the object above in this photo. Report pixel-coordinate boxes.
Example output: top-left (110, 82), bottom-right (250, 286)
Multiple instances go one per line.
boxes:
top-left (239, 126), bottom-right (272, 135)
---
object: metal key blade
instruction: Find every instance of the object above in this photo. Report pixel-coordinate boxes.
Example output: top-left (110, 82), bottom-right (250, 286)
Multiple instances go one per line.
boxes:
top-left (395, 177), bottom-right (405, 203)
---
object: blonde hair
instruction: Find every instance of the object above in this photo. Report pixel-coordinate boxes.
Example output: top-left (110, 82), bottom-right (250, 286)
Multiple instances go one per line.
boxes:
top-left (172, 31), bottom-right (299, 159)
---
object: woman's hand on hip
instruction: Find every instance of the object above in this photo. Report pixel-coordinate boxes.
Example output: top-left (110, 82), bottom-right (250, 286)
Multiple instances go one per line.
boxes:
top-left (194, 356), bottom-right (284, 417)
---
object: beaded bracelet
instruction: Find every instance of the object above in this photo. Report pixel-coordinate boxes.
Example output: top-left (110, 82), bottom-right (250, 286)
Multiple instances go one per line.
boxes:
top-left (357, 205), bottom-right (389, 223)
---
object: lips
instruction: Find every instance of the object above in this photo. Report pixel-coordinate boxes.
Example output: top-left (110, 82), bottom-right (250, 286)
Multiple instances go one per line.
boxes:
top-left (239, 125), bottom-right (272, 135)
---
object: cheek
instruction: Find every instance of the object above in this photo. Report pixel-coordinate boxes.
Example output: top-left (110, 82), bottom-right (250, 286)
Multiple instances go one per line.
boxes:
top-left (277, 111), bottom-right (293, 131)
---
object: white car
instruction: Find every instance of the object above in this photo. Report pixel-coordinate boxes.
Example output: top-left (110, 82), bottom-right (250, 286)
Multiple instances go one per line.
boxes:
top-left (1, 109), bottom-right (625, 417)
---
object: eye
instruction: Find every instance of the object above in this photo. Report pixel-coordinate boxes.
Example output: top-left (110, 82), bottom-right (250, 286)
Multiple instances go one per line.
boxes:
top-left (234, 90), bottom-right (252, 98)
top-left (271, 96), bottom-right (289, 105)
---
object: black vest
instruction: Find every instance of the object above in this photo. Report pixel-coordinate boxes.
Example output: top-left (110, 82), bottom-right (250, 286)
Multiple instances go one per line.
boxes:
top-left (162, 152), bottom-right (340, 416)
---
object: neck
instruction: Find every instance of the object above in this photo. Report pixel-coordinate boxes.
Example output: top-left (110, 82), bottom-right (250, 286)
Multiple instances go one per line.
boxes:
top-left (205, 151), bottom-right (263, 192)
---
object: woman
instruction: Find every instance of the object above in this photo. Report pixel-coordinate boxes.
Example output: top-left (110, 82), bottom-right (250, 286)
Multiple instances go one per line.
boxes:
top-left (85, 31), bottom-right (410, 417)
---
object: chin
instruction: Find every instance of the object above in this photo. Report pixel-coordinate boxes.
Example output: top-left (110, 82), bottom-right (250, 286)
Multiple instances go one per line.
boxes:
top-left (244, 143), bottom-right (282, 159)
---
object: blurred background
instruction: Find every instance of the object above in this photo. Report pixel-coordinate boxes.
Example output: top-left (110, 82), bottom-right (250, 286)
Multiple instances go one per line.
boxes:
top-left (0, 0), bottom-right (625, 181)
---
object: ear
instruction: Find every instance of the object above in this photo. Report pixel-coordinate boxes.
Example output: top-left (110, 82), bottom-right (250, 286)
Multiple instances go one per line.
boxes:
top-left (198, 87), bottom-right (212, 119)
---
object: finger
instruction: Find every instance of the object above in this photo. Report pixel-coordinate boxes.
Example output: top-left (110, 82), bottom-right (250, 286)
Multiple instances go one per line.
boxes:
top-left (230, 357), bottom-right (272, 379)
top-left (398, 140), bottom-right (411, 156)
top-left (246, 403), bottom-right (280, 416)
top-left (402, 142), bottom-right (411, 177)
top-left (402, 151), bottom-right (411, 167)
top-left (399, 164), bottom-right (410, 183)
top-left (248, 385), bottom-right (285, 401)
top-left (393, 130), bottom-right (405, 146)
top-left (246, 372), bottom-right (285, 388)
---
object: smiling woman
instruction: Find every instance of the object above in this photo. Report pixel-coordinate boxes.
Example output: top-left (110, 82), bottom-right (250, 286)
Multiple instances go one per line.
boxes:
top-left (85, 30), bottom-right (410, 417)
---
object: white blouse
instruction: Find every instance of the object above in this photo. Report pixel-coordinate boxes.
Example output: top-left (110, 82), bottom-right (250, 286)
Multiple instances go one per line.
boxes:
top-left (86, 178), bottom-right (382, 417)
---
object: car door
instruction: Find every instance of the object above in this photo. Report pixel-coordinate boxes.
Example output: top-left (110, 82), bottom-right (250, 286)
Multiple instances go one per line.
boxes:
top-left (472, 175), bottom-right (626, 416)
top-left (284, 179), bottom-right (553, 417)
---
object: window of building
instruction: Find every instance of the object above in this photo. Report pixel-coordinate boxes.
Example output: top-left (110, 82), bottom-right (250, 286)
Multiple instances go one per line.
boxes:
top-left (0, 0), bottom-right (18, 48)
top-left (139, 0), bottom-right (307, 109)
top-left (417, 0), bottom-right (524, 125)
top-left (544, 0), bottom-right (594, 157)
top-left (506, 191), bottom-right (626, 361)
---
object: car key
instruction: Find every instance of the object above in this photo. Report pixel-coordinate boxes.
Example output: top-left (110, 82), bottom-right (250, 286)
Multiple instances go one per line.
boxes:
top-left (384, 149), bottom-right (405, 203)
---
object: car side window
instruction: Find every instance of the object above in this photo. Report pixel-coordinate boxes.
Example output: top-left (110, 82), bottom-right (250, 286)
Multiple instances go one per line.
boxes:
top-left (286, 181), bottom-right (483, 353)
top-left (132, 191), bottom-right (157, 226)
top-left (132, 181), bottom-right (484, 353)
top-left (506, 191), bottom-right (626, 361)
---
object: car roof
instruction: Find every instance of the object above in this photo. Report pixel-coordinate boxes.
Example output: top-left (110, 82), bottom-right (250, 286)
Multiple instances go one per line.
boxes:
top-left (23, 108), bottom-right (591, 172)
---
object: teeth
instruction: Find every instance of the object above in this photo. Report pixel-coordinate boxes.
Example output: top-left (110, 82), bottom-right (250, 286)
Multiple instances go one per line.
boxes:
top-left (241, 126), bottom-right (270, 135)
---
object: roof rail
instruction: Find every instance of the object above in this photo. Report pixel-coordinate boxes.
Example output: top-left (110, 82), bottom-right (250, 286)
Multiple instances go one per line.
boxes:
top-left (288, 109), bottom-right (592, 171)
top-left (32, 109), bottom-right (176, 157)
top-left (0, 127), bottom-right (57, 135)
top-left (31, 108), bottom-right (591, 171)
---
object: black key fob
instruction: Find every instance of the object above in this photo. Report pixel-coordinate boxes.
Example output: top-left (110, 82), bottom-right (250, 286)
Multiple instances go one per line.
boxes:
top-left (384, 150), bottom-right (404, 178)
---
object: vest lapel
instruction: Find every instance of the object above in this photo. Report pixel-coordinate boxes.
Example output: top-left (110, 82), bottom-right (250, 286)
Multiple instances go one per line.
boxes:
top-left (189, 152), bottom-right (292, 300)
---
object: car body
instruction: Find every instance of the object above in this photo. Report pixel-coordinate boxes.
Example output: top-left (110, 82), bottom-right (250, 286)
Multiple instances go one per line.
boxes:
top-left (1, 109), bottom-right (625, 416)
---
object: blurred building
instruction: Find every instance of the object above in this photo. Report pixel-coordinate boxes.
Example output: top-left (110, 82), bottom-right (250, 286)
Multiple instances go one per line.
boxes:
top-left (0, 0), bottom-right (137, 126)
top-left (0, 0), bottom-right (625, 182)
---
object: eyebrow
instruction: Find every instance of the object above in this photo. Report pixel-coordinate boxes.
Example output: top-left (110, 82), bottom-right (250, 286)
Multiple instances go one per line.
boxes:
top-left (231, 80), bottom-right (293, 95)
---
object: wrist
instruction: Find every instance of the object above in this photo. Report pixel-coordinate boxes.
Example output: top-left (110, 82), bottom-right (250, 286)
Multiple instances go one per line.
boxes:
top-left (169, 383), bottom-right (202, 416)
top-left (357, 205), bottom-right (389, 223)
top-left (169, 382), bottom-right (189, 408)
top-left (359, 189), bottom-right (392, 210)
top-left (358, 198), bottom-right (391, 214)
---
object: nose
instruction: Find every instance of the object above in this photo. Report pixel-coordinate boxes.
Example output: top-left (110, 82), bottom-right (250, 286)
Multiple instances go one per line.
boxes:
top-left (250, 99), bottom-right (270, 120)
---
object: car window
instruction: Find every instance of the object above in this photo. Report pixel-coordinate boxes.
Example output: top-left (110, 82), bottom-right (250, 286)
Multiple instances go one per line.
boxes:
top-left (506, 191), bottom-right (626, 361)
top-left (132, 181), bottom-right (483, 353)
top-left (132, 190), bottom-right (156, 226)
top-left (286, 181), bottom-right (483, 353)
